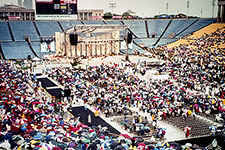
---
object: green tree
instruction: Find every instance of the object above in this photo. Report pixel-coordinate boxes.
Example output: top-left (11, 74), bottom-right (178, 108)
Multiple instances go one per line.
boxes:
top-left (103, 12), bottom-right (112, 19)
top-left (122, 12), bottom-right (130, 18)
top-left (104, 12), bottom-right (112, 17)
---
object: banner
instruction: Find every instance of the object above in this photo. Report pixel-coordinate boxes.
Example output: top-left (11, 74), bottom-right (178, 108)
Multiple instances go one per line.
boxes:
top-left (8, 16), bottom-right (20, 19)
top-left (40, 42), bottom-right (48, 52)
top-left (92, 16), bottom-right (102, 19)
top-left (36, 0), bottom-right (53, 3)
top-left (40, 41), bottom-right (55, 52)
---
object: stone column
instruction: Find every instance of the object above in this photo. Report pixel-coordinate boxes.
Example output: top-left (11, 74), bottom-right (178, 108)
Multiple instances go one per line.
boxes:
top-left (85, 43), bottom-right (88, 57)
top-left (100, 44), bottom-right (102, 56)
top-left (55, 32), bottom-right (61, 55)
top-left (105, 43), bottom-right (107, 55)
top-left (66, 35), bottom-right (71, 57)
top-left (80, 43), bottom-right (82, 56)
top-left (82, 13), bottom-right (85, 20)
top-left (93, 43), bottom-right (96, 56)
top-left (90, 44), bottom-right (92, 57)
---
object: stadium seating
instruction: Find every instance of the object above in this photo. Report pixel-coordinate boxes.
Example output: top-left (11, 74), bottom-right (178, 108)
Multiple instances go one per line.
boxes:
top-left (123, 20), bottom-right (147, 38)
top-left (105, 20), bottom-right (123, 25)
top-left (35, 21), bottom-right (62, 36)
top-left (0, 22), bottom-right (12, 41)
top-left (147, 20), bottom-right (170, 38)
top-left (178, 19), bottom-right (216, 38)
top-left (156, 38), bottom-right (177, 47)
top-left (163, 19), bottom-right (197, 38)
top-left (134, 38), bottom-right (157, 48)
top-left (59, 21), bottom-right (83, 30)
top-left (0, 19), bottom-right (218, 59)
top-left (1, 42), bottom-right (35, 59)
top-left (165, 116), bottom-right (211, 137)
top-left (10, 21), bottom-right (39, 41)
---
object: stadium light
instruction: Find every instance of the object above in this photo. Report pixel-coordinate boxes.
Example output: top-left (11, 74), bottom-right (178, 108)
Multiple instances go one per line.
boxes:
top-left (166, 3), bottom-right (168, 14)
top-left (187, 0), bottom-right (190, 18)
top-left (109, 3), bottom-right (116, 15)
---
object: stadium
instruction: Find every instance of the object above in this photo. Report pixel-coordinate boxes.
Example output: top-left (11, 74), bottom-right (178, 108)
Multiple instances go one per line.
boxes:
top-left (0, 0), bottom-right (225, 150)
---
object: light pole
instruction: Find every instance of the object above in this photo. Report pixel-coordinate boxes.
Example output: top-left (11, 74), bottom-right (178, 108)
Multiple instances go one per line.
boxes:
top-left (109, 3), bottom-right (116, 16)
top-left (166, 3), bottom-right (168, 14)
top-left (201, 9), bottom-right (203, 18)
top-left (187, 0), bottom-right (190, 18)
top-left (212, 0), bottom-right (216, 18)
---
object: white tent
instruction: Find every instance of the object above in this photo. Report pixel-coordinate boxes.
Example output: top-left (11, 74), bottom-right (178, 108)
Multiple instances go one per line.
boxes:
top-left (32, 57), bottom-right (41, 61)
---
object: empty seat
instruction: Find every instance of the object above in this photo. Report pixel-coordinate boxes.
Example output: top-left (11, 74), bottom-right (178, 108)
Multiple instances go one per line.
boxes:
top-left (59, 21), bottom-right (82, 30)
top-left (10, 21), bottom-right (39, 41)
top-left (163, 19), bottom-right (197, 38)
top-left (147, 20), bottom-right (170, 38)
top-left (123, 20), bottom-right (147, 38)
top-left (2, 42), bottom-right (35, 59)
top-left (0, 22), bottom-right (12, 41)
top-left (36, 21), bottom-right (62, 36)
top-left (178, 19), bottom-right (216, 38)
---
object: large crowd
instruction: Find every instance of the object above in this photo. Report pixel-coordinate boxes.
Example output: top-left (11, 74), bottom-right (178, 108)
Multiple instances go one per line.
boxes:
top-left (0, 26), bottom-right (225, 150)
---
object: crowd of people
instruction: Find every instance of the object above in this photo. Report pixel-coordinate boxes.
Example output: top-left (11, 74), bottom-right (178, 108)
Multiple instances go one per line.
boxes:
top-left (0, 60), bottom-right (198, 150)
top-left (0, 26), bottom-right (225, 149)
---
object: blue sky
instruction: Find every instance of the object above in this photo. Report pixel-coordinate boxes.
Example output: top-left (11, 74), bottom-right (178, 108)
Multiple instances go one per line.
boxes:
top-left (0, 0), bottom-right (218, 18)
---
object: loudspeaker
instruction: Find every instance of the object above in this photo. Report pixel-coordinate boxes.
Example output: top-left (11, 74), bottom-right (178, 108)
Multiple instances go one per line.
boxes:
top-left (74, 34), bottom-right (78, 45)
top-left (70, 34), bottom-right (78, 45)
top-left (27, 55), bottom-right (31, 60)
top-left (127, 32), bottom-right (132, 44)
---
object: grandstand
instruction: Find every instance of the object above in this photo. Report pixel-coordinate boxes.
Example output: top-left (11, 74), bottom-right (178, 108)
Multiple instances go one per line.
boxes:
top-left (0, 18), bottom-right (225, 149)
top-left (0, 19), bottom-right (216, 59)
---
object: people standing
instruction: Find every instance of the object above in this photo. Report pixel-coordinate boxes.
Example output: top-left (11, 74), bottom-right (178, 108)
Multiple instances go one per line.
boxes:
top-left (184, 126), bottom-right (191, 138)
top-left (88, 114), bottom-right (91, 126)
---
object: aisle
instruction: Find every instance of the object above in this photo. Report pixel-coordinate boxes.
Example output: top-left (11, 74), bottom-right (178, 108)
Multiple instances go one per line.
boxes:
top-left (69, 106), bottom-right (120, 135)
top-left (37, 76), bottom-right (63, 98)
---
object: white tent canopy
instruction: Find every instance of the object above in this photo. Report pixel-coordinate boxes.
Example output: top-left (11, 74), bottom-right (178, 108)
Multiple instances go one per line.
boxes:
top-left (32, 57), bottom-right (41, 61)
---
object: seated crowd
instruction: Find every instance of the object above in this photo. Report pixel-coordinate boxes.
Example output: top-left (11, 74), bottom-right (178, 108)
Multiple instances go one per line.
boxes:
top-left (0, 27), bottom-right (224, 150)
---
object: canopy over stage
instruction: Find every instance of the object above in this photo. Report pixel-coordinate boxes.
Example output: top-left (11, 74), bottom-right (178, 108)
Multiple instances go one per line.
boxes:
top-left (55, 25), bottom-right (127, 58)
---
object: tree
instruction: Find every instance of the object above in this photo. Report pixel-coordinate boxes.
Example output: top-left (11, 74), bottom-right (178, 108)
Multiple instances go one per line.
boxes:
top-left (113, 13), bottom-right (120, 16)
top-left (103, 12), bottom-right (112, 19)
top-left (154, 15), bottom-right (159, 19)
top-left (104, 12), bottom-right (112, 17)
top-left (122, 12), bottom-right (130, 18)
